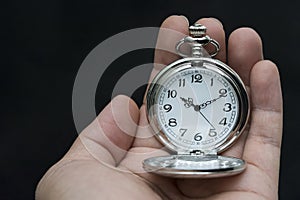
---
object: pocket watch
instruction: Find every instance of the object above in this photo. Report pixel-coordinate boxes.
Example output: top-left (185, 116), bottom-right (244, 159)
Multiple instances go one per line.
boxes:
top-left (143, 23), bottom-right (250, 178)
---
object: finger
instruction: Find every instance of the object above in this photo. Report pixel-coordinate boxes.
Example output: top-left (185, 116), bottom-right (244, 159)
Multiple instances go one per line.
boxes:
top-left (221, 126), bottom-right (249, 158)
top-left (142, 16), bottom-right (189, 105)
top-left (195, 17), bottom-right (226, 62)
top-left (154, 15), bottom-right (189, 67)
top-left (132, 105), bottom-right (164, 148)
top-left (223, 28), bottom-right (263, 157)
top-left (65, 95), bottom-right (140, 166)
top-left (228, 28), bottom-right (263, 86)
top-left (243, 60), bottom-right (283, 182)
top-left (119, 105), bottom-right (171, 174)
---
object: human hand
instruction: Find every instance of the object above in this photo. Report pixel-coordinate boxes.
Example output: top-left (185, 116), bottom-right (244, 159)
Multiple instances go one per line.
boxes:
top-left (36, 16), bottom-right (283, 200)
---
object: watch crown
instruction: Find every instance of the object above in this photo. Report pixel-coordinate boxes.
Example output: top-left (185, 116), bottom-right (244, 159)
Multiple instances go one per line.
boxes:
top-left (189, 23), bottom-right (207, 38)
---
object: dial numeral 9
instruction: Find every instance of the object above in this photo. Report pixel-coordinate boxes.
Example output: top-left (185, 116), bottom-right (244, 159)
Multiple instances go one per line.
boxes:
top-left (163, 104), bottom-right (172, 112)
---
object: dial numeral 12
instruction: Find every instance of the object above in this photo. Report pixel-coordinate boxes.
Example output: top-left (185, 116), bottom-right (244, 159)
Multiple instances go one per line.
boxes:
top-left (191, 74), bottom-right (203, 83)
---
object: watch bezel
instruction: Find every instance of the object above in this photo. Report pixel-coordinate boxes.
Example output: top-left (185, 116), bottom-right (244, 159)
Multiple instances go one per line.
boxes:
top-left (146, 57), bottom-right (249, 155)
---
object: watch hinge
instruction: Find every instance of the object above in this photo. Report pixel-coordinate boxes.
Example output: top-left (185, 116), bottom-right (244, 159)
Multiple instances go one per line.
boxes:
top-left (189, 150), bottom-right (205, 156)
top-left (188, 149), bottom-right (218, 156)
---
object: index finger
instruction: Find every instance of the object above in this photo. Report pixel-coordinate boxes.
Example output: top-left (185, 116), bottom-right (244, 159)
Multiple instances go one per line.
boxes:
top-left (142, 15), bottom-right (188, 105)
top-left (151, 15), bottom-right (190, 82)
top-left (144, 16), bottom-right (225, 105)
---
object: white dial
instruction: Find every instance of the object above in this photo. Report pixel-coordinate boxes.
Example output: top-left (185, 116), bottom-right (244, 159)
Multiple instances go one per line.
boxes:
top-left (155, 65), bottom-right (239, 151)
top-left (147, 58), bottom-right (248, 154)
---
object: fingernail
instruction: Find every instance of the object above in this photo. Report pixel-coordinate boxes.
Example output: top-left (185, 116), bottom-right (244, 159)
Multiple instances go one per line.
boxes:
top-left (179, 15), bottom-right (189, 26)
top-left (209, 17), bottom-right (223, 28)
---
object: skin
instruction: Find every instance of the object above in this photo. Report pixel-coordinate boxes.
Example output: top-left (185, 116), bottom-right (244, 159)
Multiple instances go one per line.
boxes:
top-left (36, 16), bottom-right (283, 200)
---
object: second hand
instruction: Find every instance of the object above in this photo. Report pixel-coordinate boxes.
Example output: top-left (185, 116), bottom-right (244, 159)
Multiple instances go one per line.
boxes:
top-left (198, 110), bottom-right (215, 129)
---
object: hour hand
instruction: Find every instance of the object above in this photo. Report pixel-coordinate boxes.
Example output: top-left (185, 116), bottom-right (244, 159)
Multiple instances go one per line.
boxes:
top-left (180, 97), bottom-right (193, 108)
top-left (180, 97), bottom-right (201, 111)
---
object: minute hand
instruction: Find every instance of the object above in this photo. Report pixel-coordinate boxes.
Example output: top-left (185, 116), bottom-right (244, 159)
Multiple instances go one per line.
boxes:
top-left (196, 95), bottom-right (223, 111)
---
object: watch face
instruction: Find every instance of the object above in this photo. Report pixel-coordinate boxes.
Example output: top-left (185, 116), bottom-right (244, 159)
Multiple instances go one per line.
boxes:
top-left (147, 58), bottom-right (249, 153)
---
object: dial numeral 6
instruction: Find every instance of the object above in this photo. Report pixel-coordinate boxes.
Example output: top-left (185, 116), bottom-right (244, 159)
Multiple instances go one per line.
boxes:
top-left (194, 133), bottom-right (202, 141)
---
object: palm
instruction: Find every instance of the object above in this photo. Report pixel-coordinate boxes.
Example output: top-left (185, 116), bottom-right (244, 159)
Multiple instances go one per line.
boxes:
top-left (36, 16), bottom-right (282, 200)
top-left (116, 111), bottom-right (277, 200)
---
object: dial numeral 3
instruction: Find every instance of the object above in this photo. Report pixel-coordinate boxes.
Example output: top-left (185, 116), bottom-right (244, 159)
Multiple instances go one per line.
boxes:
top-left (223, 103), bottom-right (232, 112)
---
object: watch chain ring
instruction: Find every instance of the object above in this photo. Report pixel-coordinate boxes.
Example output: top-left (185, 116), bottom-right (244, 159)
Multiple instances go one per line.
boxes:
top-left (175, 36), bottom-right (220, 58)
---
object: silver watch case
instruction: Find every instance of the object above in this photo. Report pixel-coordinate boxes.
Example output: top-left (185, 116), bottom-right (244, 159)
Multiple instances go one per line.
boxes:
top-left (143, 57), bottom-right (250, 178)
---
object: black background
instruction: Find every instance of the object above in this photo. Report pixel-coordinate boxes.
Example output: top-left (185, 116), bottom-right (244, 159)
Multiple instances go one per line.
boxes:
top-left (2, 0), bottom-right (299, 199)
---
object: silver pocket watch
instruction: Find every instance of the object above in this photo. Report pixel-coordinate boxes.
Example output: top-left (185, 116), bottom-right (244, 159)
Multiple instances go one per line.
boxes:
top-left (143, 24), bottom-right (250, 178)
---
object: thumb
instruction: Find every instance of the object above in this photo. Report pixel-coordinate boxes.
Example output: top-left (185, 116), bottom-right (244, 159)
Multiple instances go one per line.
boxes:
top-left (65, 95), bottom-right (140, 166)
